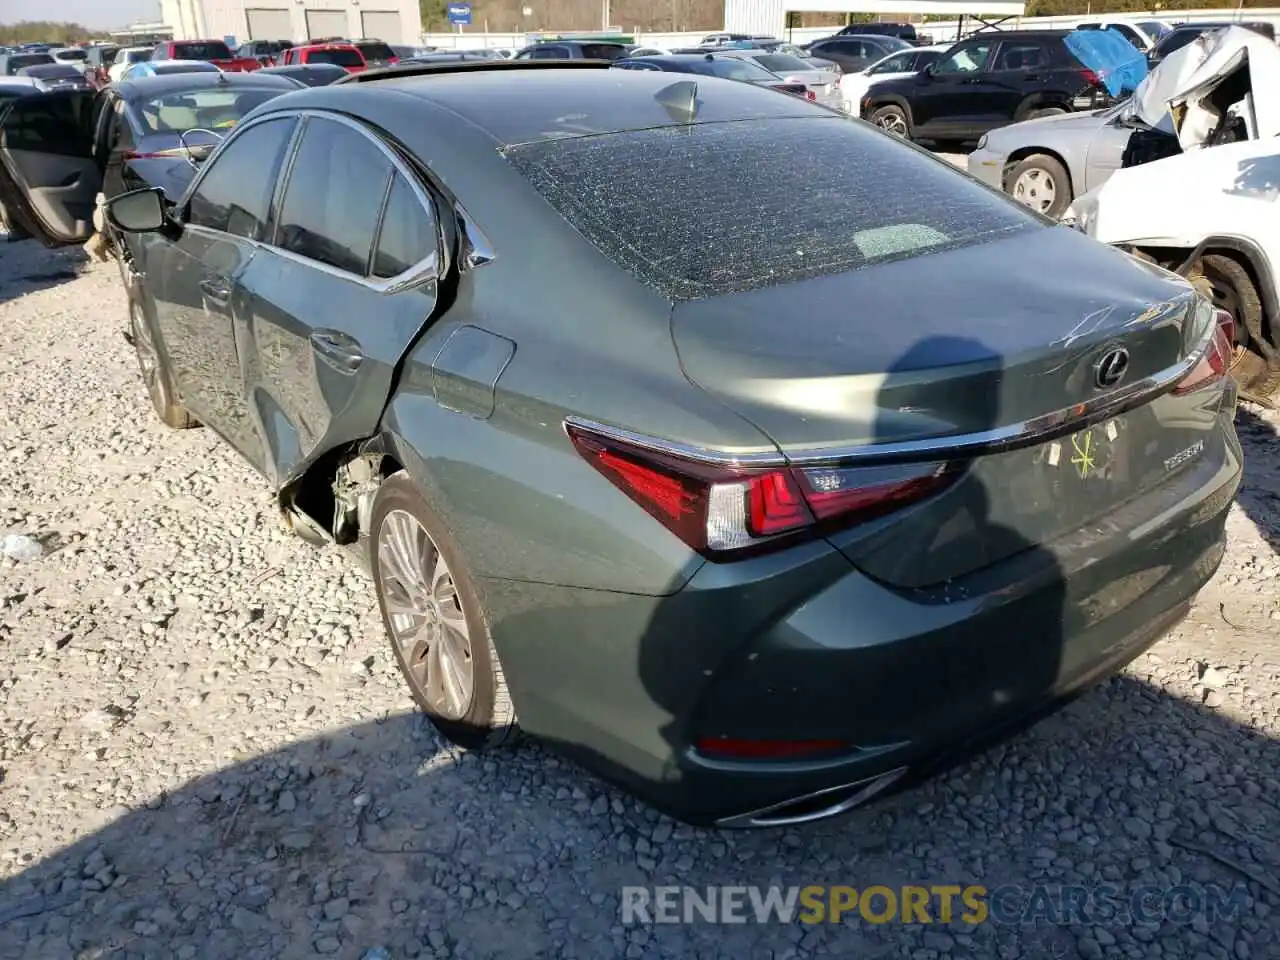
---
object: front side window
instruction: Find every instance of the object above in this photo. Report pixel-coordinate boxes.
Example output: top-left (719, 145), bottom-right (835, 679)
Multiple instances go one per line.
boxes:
top-left (531, 46), bottom-right (571, 59)
top-left (132, 86), bottom-right (286, 135)
top-left (276, 117), bottom-right (392, 275)
top-left (373, 174), bottom-right (437, 279)
top-left (933, 42), bottom-right (993, 75)
top-left (581, 44), bottom-right (628, 61)
top-left (187, 116), bottom-right (297, 239)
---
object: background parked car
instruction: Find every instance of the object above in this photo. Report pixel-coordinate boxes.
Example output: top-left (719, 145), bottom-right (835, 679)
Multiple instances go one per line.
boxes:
top-left (515, 40), bottom-right (631, 60)
top-left (803, 34), bottom-right (912, 73)
top-left (1147, 20), bottom-right (1276, 66)
top-left (835, 21), bottom-right (930, 46)
top-left (1075, 19), bottom-right (1170, 54)
top-left (120, 60), bottom-right (223, 82)
top-left (349, 39), bottom-right (400, 68)
top-left (236, 40), bottom-right (292, 67)
top-left (85, 45), bottom-right (119, 88)
top-left (109, 46), bottom-right (153, 83)
top-left (860, 29), bottom-right (1140, 148)
top-left (50, 48), bottom-right (90, 74)
top-left (280, 44), bottom-right (368, 74)
top-left (0, 53), bottom-right (56, 76)
top-left (17, 63), bottom-right (92, 92)
top-left (712, 49), bottom-right (842, 109)
top-left (612, 53), bottom-right (810, 98)
top-left (839, 43), bottom-right (948, 113)
top-left (151, 40), bottom-right (260, 73)
top-left (257, 63), bottom-right (347, 87)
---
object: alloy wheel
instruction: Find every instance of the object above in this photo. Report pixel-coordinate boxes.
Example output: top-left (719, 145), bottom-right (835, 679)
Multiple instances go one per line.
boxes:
top-left (1012, 168), bottom-right (1057, 215)
top-left (876, 111), bottom-right (908, 137)
top-left (377, 509), bottom-right (474, 720)
top-left (131, 302), bottom-right (166, 409)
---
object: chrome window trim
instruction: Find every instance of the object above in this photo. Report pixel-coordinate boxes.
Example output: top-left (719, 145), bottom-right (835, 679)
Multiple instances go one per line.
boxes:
top-left (177, 107), bottom-right (447, 294)
top-left (563, 326), bottom-right (1214, 469)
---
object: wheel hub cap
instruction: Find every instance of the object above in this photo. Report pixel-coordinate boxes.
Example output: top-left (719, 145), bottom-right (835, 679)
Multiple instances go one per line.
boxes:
top-left (1012, 169), bottom-right (1057, 214)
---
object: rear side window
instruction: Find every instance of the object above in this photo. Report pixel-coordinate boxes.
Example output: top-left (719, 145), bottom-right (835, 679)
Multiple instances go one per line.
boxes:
top-left (531, 46), bottom-right (571, 59)
top-left (174, 41), bottom-right (233, 60)
top-left (505, 118), bottom-right (1037, 301)
top-left (372, 174), bottom-right (437, 278)
top-left (187, 117), bottom-right (297, 239)
top-left (7, 54), bottom-right (55, 73)
top-left (0, 90), bottom-right (94, 157)
top-left (358, 42), bottom-right (396, 60)
top-left (276, 118), bottom-right (392, 274)
top-left (581, 44), bottom-right (627, 61)
top-left (992, 42), bottom-right (1045, 71)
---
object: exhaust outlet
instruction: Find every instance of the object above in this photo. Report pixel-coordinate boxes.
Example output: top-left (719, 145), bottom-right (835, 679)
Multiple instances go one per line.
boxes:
top-left (714, 766), bottom-right (909, 829)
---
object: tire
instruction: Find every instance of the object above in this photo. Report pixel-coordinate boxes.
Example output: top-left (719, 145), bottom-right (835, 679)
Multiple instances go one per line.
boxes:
top-left (869, 104), bottom-right (910, 139)
top-left (370, 471), bottom-right (519, 750)
top-left (128, 296), bottom-right (199, 429)
top-left (1028, 107), bottom-right (1068, 120)
top-left (1188, 253), bottom-right (1280, 402)
top-left (1005, 154), bottom-right (1072, 219)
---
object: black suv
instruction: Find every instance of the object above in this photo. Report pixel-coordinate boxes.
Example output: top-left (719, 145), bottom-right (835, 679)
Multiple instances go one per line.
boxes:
top-left (804, 34), bottom-right (912, 72)
top-left (860, 30), bottom-right (1114, 146)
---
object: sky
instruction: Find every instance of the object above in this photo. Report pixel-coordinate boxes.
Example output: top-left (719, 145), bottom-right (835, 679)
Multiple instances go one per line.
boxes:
top-left (7, 0), bottom-right (162, 29)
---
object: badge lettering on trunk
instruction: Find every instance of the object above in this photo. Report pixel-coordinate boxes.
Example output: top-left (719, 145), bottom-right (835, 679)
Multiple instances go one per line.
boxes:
top-left (1164, 440), bottom-right (1204, 472)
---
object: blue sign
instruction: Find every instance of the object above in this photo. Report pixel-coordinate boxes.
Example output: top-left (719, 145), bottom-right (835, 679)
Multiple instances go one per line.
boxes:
top-left (447, 3), bottom-right (472, 25)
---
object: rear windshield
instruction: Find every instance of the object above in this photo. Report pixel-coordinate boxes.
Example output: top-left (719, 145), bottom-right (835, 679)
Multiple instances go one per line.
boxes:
top-left (686, 57), bottom-right (778, 81)
top-left (581, 43), bottom-right (629, 60)
top-left (126, 49), bottom-right (153, 63)
top-left (7, 54), bottom-right (54, 73)
top-left (753, 53), bottom-right (815, 73)
top-left (174, 41), bottom-right (233, 60)
top-left (357, 42), bottom-right (396, 60)
top-left (132, 86), bottom-right (285, 135)
top-left (505, 118), bottom-right (1037, 301)
top-left (55, 49), bottom-right (88, 62)
top-left (308, 48), bottom-right (363, 66)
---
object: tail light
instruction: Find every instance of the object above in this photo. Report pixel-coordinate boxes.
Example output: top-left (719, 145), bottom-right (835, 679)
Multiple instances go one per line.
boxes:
top-left (805, 89), bottom-right (817, 101)
top-left (566, 422), bottom-right (959, 558)
top-left (1175, 308), bottom-right (1235, 395)
top-left (388, 56), bottom-right (400, 65)
top-left (1080, 67), bottom-right (1102, 86)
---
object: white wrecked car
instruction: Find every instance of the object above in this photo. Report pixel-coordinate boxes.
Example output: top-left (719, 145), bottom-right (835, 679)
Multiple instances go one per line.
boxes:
top-left (1067, 27), bottom-right (1280, 401)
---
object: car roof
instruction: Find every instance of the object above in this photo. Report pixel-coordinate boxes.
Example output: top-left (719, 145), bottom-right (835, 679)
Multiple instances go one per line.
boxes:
top-left (258, 66), bottom-right (824, 147)
top-left (19, 63), bottom-right (81, 76)
top-left (117, 71), bottom-right (300, 98)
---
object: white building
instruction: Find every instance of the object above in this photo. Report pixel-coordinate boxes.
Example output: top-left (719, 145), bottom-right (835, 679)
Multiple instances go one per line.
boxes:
top-left (158, 0), bottom-right (422, 45)
top-left (723, 0), bottom-right (1025, 36)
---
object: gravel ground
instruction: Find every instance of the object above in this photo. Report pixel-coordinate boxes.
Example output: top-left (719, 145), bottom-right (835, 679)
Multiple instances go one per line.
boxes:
top-left (1, 237), bottom-right (1279, 960)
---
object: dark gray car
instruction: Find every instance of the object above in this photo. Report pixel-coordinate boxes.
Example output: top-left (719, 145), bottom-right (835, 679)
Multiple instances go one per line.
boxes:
top-left (28, 61), bottom-right (1243, 827)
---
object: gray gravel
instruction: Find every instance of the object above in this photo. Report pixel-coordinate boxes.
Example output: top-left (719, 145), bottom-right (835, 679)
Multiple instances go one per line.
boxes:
top-left (1, 236), bottom-right (1279, 960)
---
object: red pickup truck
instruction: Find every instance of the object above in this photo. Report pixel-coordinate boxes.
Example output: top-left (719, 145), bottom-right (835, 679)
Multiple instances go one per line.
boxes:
top-left (152, 39), bottom-right (260, 72)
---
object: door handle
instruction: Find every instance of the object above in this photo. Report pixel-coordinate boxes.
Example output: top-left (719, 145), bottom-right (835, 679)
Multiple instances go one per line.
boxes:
top-left (310, 329), bottom-right (364, 373)
top-left (198, 277), bottom-right (231, 306)
top-left (1022, 74), bottom-right (1042, 81)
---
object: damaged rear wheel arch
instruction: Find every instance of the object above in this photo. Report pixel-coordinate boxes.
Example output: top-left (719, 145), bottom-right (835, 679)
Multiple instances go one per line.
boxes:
top-left (280, 440), bottom-right (406, 546)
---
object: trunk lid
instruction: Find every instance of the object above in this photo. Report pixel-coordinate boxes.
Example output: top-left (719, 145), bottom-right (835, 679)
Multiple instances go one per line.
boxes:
top-left (670, 226), bottom-right (1221, 587)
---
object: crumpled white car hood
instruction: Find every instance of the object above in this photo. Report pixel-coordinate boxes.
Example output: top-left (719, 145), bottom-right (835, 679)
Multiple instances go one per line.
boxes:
top-left (1130, 26), bottom-right (1280, 149)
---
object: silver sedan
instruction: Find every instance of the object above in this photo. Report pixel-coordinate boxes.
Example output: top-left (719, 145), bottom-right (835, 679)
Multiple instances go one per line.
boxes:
top-left (709, 49), bottom-right (843, 110)
top-left (966, 102), bottom-right (1134, 219)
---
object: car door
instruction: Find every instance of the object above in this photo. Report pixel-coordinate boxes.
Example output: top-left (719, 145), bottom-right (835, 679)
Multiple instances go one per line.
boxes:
top-left (0, 88), bottom-right (100, 245)
top-left (909, 38), bottom-right (996, 135)
top-left (1083, 112), bottom-right (1137, 191)
top-left (151, 115), bottom-right (298, 457)
top-left (236, 114), bottom-right (442, 488)
top-left (966, 39), bottom-right (1050, 129)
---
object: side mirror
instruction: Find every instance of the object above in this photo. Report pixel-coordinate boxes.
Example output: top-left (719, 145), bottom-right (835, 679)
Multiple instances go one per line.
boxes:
top-left (106, 186), bottom-right (167, 233)
top-left (921, 62), bottom-right (938, 78)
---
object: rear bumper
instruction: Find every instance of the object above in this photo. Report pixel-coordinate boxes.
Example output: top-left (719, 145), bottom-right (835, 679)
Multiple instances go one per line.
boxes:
top-left (483, 421), bottom-right (1241, 827)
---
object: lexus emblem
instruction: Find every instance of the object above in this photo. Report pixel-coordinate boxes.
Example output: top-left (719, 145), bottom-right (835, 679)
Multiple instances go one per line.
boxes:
top-left (1093, 347), bottom-right (1131, 389)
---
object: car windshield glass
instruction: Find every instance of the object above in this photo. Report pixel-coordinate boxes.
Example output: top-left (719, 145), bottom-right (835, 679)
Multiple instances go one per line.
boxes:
top-left (127, 49), bottom-right (153, 63)
top-left (358, 42), bottom-right (396, 60)
top-left (1155, 30), bottom-right (1203, 57)
top-left (1137, 20), bottom-right (1171, 37)
top-left (309, 48), bottom-right (363, 66)
top-left (173, 41), bottom-right (233, 60)
top-left (132, 87), bottom-right (284, 134)
top-left (880, 37), bottom-right (912, 51)
top-left (687, 57), bottom-right (777, 80)
top-left (55, 49), bottom-right (88, 61)
top-left (754, 53), bottom-right (812, 73)
top-left (505, 118), bottom-right (1037, 301)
